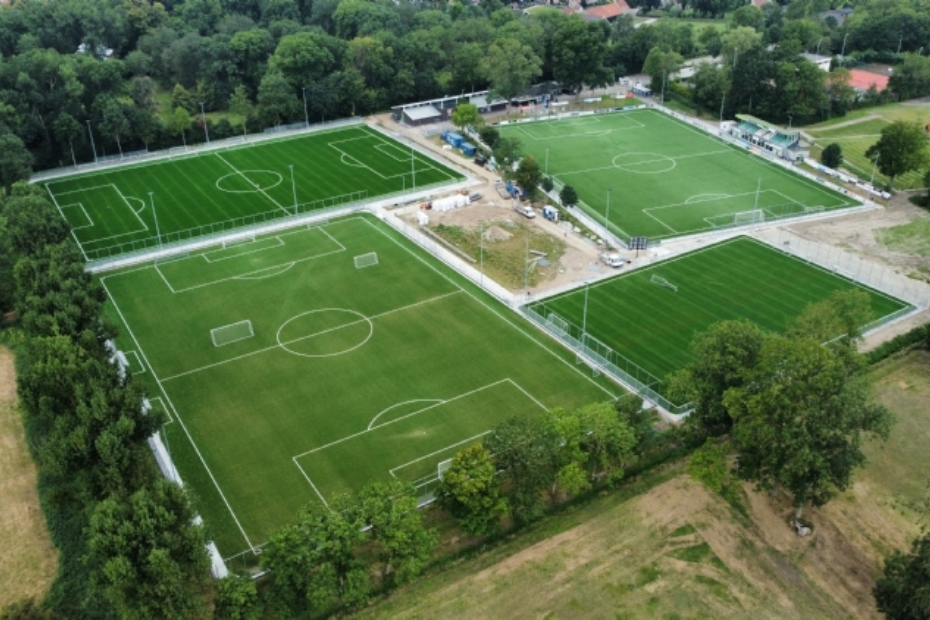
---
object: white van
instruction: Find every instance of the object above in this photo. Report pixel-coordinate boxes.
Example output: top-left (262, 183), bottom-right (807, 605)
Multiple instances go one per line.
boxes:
top-left (599, 251), bottom-right (627, 268)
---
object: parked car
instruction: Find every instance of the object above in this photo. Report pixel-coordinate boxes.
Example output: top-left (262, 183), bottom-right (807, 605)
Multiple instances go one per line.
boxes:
top-left (599, 251), bottom-right (627, 268)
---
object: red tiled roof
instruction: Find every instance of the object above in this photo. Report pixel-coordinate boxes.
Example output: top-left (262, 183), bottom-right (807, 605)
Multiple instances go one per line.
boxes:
top-left (751, 0), bottom-right (771, 6)
top-left (583, 0), bottom-right (630, 19)
top-left (848, 69), bottom-right (889, 92)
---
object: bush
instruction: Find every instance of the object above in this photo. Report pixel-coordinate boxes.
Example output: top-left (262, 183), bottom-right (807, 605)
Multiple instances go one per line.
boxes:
top-left (866, 323), bottom-right (929, 365)
top-left (821, 143), bottom-right (843, 169)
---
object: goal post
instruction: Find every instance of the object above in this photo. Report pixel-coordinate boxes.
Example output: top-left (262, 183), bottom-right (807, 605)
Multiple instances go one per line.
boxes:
top-left (354, 252), bottom-right (378, 269)
top-left (211, 320), bottom-right (254, 347)
top-left (437, 458), bottom-right (453, 480)
top-left (650, 274), bottom-right (678, 292)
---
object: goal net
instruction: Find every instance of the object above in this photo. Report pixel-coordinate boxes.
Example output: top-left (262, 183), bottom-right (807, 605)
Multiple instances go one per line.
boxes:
top-left (211, 320), bottom-right (254, 347)
top-left (437, 458), bottom-right (453, 480)
top-left (650, 274), bottom-right (678, 292)
top-left (734, 209), bottom-right (765, 225)
top-left (547, 312), bottom-right (570, 337)
top-left (804, 205), bottom-right (825, 214)
top-left (354, 252), bottom-right (378, 269)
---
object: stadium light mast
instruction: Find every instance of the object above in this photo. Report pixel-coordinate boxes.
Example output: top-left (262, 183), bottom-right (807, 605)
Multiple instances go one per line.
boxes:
top-left (149, 191), bottom-right (161, 249)
top-left (480, 219), bottom-right (485, 288)
top-left (719, 91), bottom-right (726, 126)
top-left (86, 120), bottom-right (98, 164)
top-left (870, 153), bottom-right (880, 185)
top-left (199, 102), bottom-right (209, 144)
top-left (410, 140), bottom-right (416, 193)
top-left (582, 281), bottom-right (590, 336)
top-left (289, 164), bottom-right (297, 215)
top-left (841, 33), bottom-right (849, 57)
top-left (545, 145), bottom-right (550, 176)
top-left (302, 87), bottom-right (309, 129)
top-left (788, 114), bottom-right (793, 130)
top-left (604, 188), bottom-right (611, 240)
top-left (524, 231), bottom-right (530, 299)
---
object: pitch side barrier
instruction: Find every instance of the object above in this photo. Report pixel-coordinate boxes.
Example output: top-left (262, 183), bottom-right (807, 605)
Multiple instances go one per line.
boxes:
top-left (30, 117), bottom-right (365, 184)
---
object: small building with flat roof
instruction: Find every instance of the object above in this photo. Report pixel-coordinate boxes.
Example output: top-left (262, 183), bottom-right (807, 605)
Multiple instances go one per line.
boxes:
top-left (729, 114), bottom-right (802, 161)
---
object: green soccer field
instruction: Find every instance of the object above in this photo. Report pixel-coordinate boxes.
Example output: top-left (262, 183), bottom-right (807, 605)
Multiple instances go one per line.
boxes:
top-left (527, 236), bottom-right (909, 398)
top-left (500, 110), bottom-right (855, 241)
top-left (44, 124), bottom-right (462, 260)
top-left (102, 215), bottom-right (618, 558)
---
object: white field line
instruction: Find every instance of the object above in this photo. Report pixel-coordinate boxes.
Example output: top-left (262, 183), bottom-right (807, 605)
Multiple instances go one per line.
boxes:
top-left (159, 290), bottom-right (463, 382)
top-left (362, 217), bottom-right (620, 400)
top-left (112, 184), bottom-right (150, 232)
top-left (367, 399), bottom-right (443, 430)
top-left (214, 152), bottom-right (290, 216)
top-left (100, 277), bottom-right (257, 552)
top-left (147, 396), bottom-right (170, 424)
top-left (360, 126), bottom-right (457, 181)
top-left (154, 229), bottom-right (346, 293)
top-left (45, 184), bottom-right (90, 262)
top-left (232, 263), bottom-right (295, 280)
top-left (125, 350), bottom-right (146, 375)
top-left (48, 183), bottom-right (116, 195)
top-left (557, 148), bottom-right (733, 178)
top-left (388, 431), bottom-right (493, 478)
top-left (514, 115), bottom-right (646, 141)
top-left (60, 203), bottom-right (95, 230)
top-left (292, 379), bottom-right (511, 460)
top-left (292, 459), bottom-right (330, 508)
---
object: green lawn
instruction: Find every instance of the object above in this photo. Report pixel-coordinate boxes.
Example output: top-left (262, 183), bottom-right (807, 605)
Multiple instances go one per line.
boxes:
top-left (805, 102), bottom-right (930, 190)
top-left (103, 215), bottom-right (618, 559)
top-left (500, 110), bottom-right (854, 242)
top-left (44, 125), bottom-right (462, 260)
top-left (527, 236), bottom-right (909, 396)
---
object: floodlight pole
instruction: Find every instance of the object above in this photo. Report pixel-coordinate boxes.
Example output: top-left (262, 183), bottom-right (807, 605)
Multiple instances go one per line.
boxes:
top-left (410, 140), bottom-right (416, 193)
top-left (719, 91), bottom-right (726, 126)
top-left (754, 177), bottom-right (761, 211)
top-left (199, 102), bottom-right (209, 144)
top-left (897, 34), bottom-right (903, 54)
top-left (149, 191), bottom-right (161, 249)
top-left (524, 231), bottom-right (529, 298)
top-left (302, 87), bottom-right (309, 128)
top-left (788, 115), bottom-right (793, 130)
top-left (582, 282), bottom-right (590, 336)
top-left (289, 164), bottom-right (297, 215)
top-left (816, 38), bottom-right (823, 54)
top-left (480, 219), bottom-right (485, 288)
top-left (841, 33), bottom-right (849, 57)
top-left (545, 145), bottom-right (550, 176)
top-left (661, 70), bottom-right (667, 105)
top-left (870, 153), bottom-right (880, 185)
top-left (86, 120), bottom-right (98, 164)
top-left (604, 188), bottom-right (611, 239)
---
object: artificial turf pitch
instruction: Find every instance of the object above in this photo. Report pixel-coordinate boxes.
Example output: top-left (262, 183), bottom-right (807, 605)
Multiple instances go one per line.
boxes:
top-left (500, 110), bottom-right (855, 241)
top-left (527, 236), bottom-right (908, 390)
top-left (103, 215), bottom-right (618, 558)
top-left (45, 125), bottom-right (462, 260)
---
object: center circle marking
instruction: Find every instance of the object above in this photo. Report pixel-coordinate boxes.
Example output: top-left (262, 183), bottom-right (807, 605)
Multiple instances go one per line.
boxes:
top-left (276, 308), bottom-right (373, 358)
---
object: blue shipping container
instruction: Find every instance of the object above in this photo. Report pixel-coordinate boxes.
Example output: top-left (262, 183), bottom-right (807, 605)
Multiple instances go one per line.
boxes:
top-left (460, 142), bottom-right (476, 156)
top-left (446, 132), bottom-right (464, 147)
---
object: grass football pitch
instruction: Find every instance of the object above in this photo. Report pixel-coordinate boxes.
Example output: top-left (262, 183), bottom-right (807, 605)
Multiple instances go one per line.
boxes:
top-left (102, 215), bottom-right (619, 558)
top-left (528, 236), bottom-right (909, 394)
top-left (44, 125), bottom-right (461, 260)
top-left (500, 110), bottom-right (855, 241)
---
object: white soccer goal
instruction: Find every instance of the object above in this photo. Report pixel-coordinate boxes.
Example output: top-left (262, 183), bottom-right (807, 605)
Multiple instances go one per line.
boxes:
top-left (222, 234), bottom-right (255, 249)
top-left (804, 205), bottom-right (825, 214)
top-left (734, 209), bottom-right (765, 225)
top-left (650, 274), bottom-right (678, 292)
top-left (210, 320), bottom-right (254, 347)
top-left (354, 252), bottom-right (379, 269)
top-left (437, 458), bottom-right (453, 480)
top-left (547, 312), bottom-right (570, 337)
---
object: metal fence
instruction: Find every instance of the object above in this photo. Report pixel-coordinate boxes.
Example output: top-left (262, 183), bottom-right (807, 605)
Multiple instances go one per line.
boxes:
top-left (521, 302), bottom-right (692, 417)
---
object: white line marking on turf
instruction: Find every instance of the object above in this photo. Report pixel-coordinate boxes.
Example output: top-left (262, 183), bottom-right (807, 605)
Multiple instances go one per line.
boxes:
top-left (125, 350), bottom-right (146, 375)
top-left (233, 262), bottom-right (295, 280)
top-left (215, 152), bottom-right (291, 216)
top-left (60, 203), bottom-right (95, 230)
top-left (368, 399), bottom-right (444, 431)
top-left (293, 380), bottom-right (512, 459)
top-left (100, 277), bottom-right (257, 552)
top-left (388, 431), bottom-right (493, 478)
top-left (292, 458), bottom-right (330, 508)
top-left (45, 185), bottom-right (89, 262)
top-left (159, 291), bottom-right (463, 382)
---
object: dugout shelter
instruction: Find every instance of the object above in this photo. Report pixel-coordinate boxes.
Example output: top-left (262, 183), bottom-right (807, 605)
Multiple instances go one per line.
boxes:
top-left (728, 114), bottom-right (801, 161)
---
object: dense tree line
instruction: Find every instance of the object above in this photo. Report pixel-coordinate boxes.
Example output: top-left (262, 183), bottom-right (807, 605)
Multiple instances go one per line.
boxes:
top-left (0, 182), bottom-right (209, 618)
top-left (2, 0), bottom-right (930, 187)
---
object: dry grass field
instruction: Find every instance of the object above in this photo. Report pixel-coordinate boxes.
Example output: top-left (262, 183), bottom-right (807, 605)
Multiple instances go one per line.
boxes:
top-left (0, 346), bottom-right (57, 609)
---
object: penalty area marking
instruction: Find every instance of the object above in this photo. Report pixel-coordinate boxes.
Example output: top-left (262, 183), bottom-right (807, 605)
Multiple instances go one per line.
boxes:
top-left (233, 262), bottom-right (295, 280)
top-left (368, 399), bottom-right (443, 430)
top-left (685, 193), bottom-right (730, 204)
top-left (60, 203), bottom-right (95, 230)
top-left (125, 196), bottom-right (146, 215)
top-left (125, 350), bottom-right (146, 375)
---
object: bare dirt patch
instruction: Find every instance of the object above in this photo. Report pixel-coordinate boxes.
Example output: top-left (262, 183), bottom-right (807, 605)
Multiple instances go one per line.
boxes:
top-left (0, 346), bottom-right (57, 608)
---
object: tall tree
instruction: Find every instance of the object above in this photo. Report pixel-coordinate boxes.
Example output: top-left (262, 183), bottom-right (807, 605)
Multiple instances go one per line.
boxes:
top-left (170, 106), bottom-right (191, 147)
top-left (866, 121), bottom-right (930, 189)
top-left (552, 18), bottom-right (612, 95)
top-left (821, 143), bottom-right (843, 169)
top-left (358, 481), bottom-right (438, 587)
top-left (484, 416), bottom-right (559, 524)
top-left (52, 113), bottom-right (84, 167)
top-left (513, 156), bottom-right (542, 194)
top-left (257, 70), bottom-right (298, 126)
top-left (435, 443), bottom-right (508, 536)
top-left (642, 47), bottom-right (683, 94)
top-left (0, 129), bottom-right (33, 190)
top-left (87, 479), bottom-right (210, 619)
top-left (100, 99), bottom-right (130, 157)
top-left (667, 320), bottom-right (768, 439)
top-left (873, 532), bottom-right (930, 619)
top-left (451, 103), bottom-right (482, 132)
top-left (725, 336), bottom-right (893, 519)
top-left (483, 37), bottom-right (542, 102)
top-left (559, 184), bottom-right (578, 207)
top-left (228, 85), bottom-right (252, 137)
